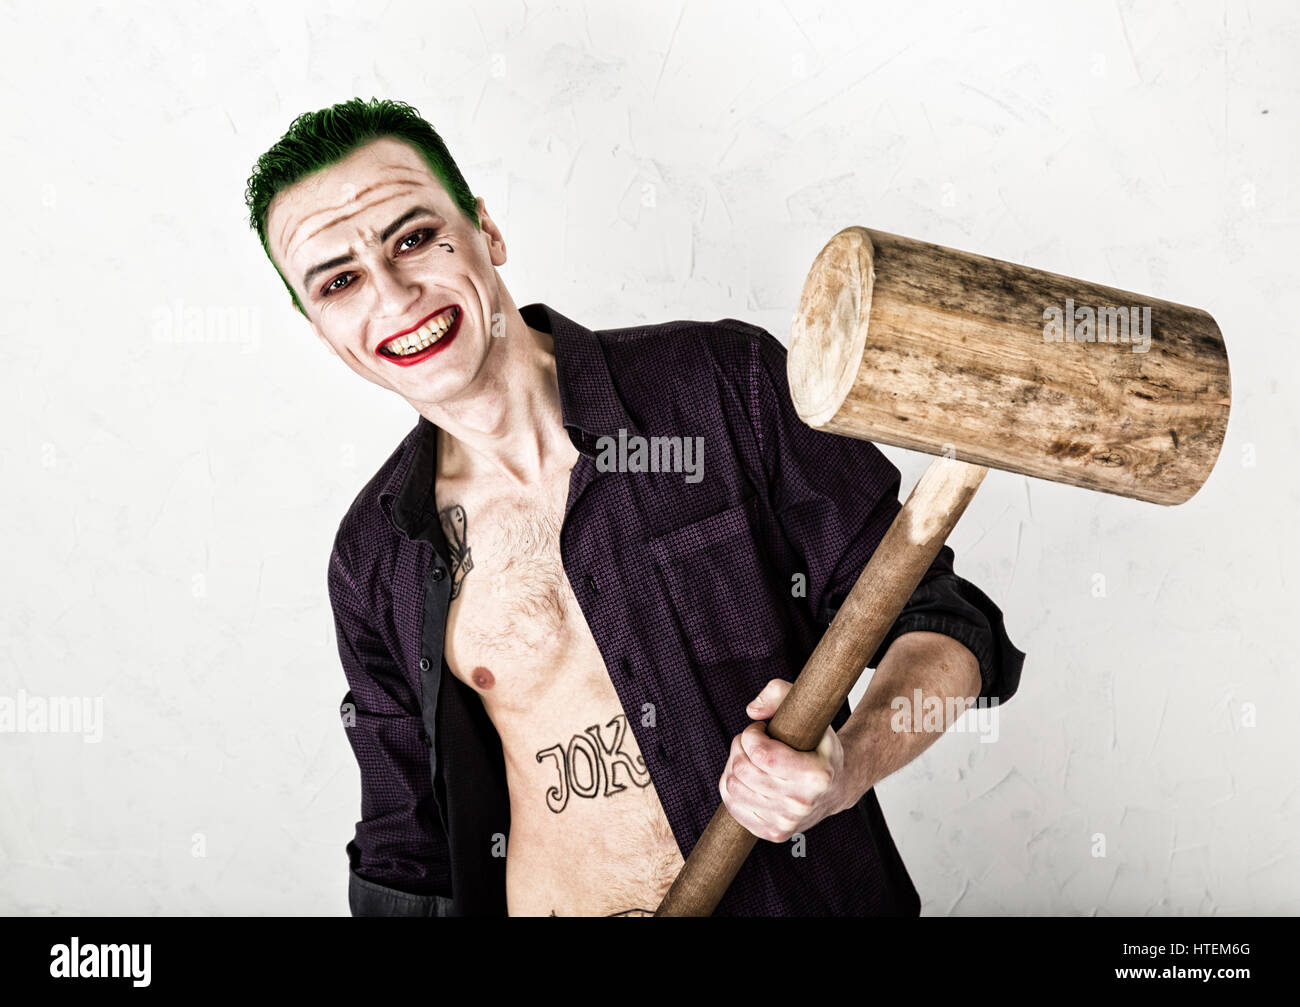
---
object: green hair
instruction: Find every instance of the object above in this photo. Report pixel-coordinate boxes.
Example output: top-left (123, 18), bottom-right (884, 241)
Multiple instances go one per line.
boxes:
top-left (244, 97), bottom-right (481, 314)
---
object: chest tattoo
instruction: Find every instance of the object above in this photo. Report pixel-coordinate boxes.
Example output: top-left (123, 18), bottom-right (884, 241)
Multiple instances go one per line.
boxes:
top-left (437, 503), bottom-right (473, 599)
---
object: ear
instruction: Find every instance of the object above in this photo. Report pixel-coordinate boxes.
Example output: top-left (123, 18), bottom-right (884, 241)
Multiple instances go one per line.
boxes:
top-left (475, 195), bottom-right (507, 267)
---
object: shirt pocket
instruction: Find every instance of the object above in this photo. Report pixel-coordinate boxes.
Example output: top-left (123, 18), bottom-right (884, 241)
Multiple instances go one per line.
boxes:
top-left (646, 493), bottom-right (786, 665)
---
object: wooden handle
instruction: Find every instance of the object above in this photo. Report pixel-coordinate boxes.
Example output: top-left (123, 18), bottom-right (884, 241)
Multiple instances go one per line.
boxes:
top-left (655, 456), bottom-right (988, 916)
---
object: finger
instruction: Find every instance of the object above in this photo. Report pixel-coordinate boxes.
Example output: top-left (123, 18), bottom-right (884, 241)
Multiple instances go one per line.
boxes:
top-left (722, 770), bottom-right (771, 811)
top-left (723, 784), bottom-right (797, 844)
top-left (720, 769), bottom-right (772, 833)
top-left (718, 731), bottom-right (755, 800)
top-left (745, 678), bottom-right (793, 720)
top-left (732, 800), bottom-right (797, 844)
top-left (814, 724), bottom-right (837, 762)
top-left (733, 803), bottom-right (774, 841)
top-left (784, 730), bottom-right (838, 801)
top-left (738, 721), bottom-right (798, 782)
top-left (728, 743), bottom-right (784, 801)
top-left (747, 729), bottom-right (837, 804)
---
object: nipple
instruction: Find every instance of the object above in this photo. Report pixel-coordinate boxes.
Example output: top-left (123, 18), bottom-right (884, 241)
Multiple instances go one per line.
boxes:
top-left (471, 666), bottom-right (495, 690)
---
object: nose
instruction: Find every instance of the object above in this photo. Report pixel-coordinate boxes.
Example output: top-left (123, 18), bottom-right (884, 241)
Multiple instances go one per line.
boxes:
top-left (369, 256), bottom-right (422, 326)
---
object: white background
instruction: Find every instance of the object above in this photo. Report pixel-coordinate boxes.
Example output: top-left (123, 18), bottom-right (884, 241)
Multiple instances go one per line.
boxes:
top-left (1, 0), bottom-right (1295, 915)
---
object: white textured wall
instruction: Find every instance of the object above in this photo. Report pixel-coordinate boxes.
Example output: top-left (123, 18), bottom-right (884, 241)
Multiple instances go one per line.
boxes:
top-left (1, 0), bottom-right (1295, 915)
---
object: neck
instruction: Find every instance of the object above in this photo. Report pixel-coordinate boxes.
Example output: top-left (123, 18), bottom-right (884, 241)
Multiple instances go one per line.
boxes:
top-left (418, 305), bottom-right (575, 487)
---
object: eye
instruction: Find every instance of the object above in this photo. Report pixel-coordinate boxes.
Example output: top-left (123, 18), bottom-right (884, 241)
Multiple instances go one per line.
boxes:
top-left (321, 272), bottom-right (356, 297)
top-left (396, 227), bottom-right (436, 253)
top-left (318, 227), bottom-right (437, 299)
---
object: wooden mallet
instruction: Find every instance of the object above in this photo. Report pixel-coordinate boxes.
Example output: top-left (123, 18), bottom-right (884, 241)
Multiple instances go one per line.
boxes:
top-left (655, 225), bottom-right (1231, 916)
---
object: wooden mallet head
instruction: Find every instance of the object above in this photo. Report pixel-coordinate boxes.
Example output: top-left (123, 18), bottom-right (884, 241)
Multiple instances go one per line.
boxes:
top-left (788, 226), bottom-right (1231, 505)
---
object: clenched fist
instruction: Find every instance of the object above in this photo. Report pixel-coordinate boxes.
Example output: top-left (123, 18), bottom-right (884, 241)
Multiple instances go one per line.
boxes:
top-left (719, 678), bottom-right (858, 843)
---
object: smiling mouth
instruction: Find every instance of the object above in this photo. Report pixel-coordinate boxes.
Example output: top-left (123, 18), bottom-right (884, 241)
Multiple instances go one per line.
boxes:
top-left (378, 305), bottom-right (462, 359)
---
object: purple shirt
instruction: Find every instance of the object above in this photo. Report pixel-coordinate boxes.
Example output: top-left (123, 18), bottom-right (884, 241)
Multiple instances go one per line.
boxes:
top-left (328, 302), bottom-right (1025, 916)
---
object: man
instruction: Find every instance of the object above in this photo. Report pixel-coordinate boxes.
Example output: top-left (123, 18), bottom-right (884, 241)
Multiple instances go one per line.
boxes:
top-left (244, 97), bottom-right (1025, 917)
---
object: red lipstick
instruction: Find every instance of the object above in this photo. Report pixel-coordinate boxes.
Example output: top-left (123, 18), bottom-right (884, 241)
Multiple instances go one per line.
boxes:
top-left (376, 306), bottom-right (463, 366)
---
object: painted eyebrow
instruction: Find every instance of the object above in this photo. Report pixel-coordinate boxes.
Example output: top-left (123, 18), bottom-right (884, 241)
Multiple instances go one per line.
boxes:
top-left (300, 206), bottom-right (441, 291)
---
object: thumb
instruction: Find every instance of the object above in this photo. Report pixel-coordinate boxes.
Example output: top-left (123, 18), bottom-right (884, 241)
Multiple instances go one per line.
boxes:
top-left (746, 678), bottom-right (792, 720)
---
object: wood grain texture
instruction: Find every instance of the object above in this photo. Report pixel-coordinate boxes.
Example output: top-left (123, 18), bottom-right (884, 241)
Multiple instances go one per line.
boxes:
top-left (788, 226), bottom-right (1232, 505)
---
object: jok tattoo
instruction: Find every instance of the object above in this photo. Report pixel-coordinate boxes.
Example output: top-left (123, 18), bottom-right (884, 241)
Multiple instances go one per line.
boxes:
top-left (535, 713), bottom-right (651, 813)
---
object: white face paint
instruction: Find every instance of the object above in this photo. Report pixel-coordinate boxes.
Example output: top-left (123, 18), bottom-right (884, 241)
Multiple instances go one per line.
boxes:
top-left (266, 136), bottom-right (510, 410)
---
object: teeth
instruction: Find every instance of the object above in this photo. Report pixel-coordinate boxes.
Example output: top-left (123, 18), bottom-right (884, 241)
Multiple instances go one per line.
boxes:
top-left (384, 306), bottom-right (459, 356)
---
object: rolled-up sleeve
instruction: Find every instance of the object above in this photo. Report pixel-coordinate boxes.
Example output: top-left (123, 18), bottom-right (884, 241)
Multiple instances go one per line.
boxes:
top-left (742, 321), bottom-right (1026, 705)
top-left (328, 541), bottom-right (454, 916)
top-left (860, 573), bottom-right (1025, 705)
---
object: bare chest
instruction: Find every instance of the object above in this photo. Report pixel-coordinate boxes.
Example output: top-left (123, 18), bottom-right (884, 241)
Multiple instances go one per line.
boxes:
top-left (432, 451), bottom-right (685, 914)
top-left (435, 464), bottom-right (599, 704)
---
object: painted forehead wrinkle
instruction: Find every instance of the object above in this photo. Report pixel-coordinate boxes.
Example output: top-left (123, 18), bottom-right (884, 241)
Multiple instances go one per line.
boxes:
top-left (300, 185), bottom-right (428, 245)
top-left (276, 165), bottom-right (431, 253)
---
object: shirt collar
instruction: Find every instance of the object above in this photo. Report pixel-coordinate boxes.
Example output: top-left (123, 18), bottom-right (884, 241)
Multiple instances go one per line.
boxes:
top-left (380, 302), bottom-right (642, 543)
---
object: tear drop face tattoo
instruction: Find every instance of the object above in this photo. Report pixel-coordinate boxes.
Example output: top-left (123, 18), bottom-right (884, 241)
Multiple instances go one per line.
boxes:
top-left (264, 136), bottom-right (511, 412)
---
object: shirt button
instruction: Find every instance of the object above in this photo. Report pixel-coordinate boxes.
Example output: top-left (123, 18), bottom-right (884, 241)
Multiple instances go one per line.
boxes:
top-left (620, 656), bottom-right (634, 677)
top-left (584, 573), bottom-right (598, 594)
top-left (431, 567), bottom-right (446, 582)
top-left (419, 657), bottom-right (431, 672)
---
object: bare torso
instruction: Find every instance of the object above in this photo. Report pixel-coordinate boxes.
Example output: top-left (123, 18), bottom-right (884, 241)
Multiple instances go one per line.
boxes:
top-left (435, 431), bottom-right (684, 916)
